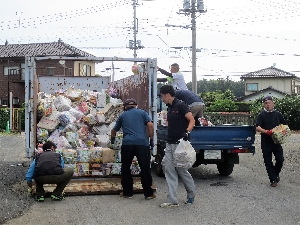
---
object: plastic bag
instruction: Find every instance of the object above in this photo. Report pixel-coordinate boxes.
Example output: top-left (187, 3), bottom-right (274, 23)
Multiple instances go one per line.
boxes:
top-left (174, 139), bottom-right (196, 169)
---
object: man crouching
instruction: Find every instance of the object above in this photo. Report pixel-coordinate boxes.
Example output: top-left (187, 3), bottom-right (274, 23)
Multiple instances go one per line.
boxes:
top-left (26, 141), bottom-right (74, 202)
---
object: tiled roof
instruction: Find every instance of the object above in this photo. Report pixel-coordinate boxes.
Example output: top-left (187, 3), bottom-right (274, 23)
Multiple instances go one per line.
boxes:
top-left (236, 86), bottom-right (289, 101)
top-left (0, 42), bottom-right (95, 58)
top-left (241, 66), bottom-right (296, 79)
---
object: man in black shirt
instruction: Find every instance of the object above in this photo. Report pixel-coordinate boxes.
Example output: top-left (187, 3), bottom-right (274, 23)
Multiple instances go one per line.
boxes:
top-left (256, 96), bottom-right (286, 187)
top-left (159, 85), bottom-right (195, 207)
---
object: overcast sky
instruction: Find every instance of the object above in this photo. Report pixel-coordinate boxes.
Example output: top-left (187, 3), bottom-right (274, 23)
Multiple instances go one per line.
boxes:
top-left (1, 0), bottom-right (300, 82)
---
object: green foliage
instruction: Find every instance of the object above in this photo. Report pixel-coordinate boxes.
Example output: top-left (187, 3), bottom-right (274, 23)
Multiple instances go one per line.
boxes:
top-left (0, 108), bottom-right (10, 131)
top-left (199, 89), bottom-right (238, 112)
top-left (0, 107), bottom-right (25, 131)
top-left (237, 102), bottom-right (251, 112)
top-left (275, 94), bottom-right (300, 130)
top-left (206, 98), bottom-right (238, 112)
top-left (187, 78), bottom-right (245, 97)
top-left (19, 108), bottom-right (25, 130)
top-left (250, 94), bottom-right (300, 130)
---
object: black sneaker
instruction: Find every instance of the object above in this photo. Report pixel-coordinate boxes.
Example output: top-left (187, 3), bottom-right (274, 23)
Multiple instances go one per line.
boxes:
top-left (36, 196), bottom-right (45, 202)
top-left (51, 194), bottom-right (65, 201)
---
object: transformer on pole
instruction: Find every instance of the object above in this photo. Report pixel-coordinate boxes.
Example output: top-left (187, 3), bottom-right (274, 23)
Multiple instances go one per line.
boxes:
top-left (176, 0), bottom-right (207, 94)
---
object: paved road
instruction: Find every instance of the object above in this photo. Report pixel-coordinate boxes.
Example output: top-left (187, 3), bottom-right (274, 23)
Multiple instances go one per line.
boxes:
top-left (3, 134), bottom-right (300, 225)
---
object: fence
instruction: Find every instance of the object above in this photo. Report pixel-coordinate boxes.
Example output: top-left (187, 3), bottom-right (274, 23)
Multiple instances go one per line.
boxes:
top-left (204, 113), bottom-right (254, 125)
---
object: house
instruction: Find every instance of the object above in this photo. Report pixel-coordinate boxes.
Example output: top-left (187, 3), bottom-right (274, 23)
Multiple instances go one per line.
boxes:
top-left (0, 40), bottom-right (96, 107)
top-left (236, 86), bottom-right (288, 102)
top-left (238, 66), bottom-right (300, 101)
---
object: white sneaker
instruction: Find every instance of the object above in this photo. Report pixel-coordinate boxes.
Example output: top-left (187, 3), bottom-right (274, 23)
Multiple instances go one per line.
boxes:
top-left (159, 202), bottom-right (179, 208)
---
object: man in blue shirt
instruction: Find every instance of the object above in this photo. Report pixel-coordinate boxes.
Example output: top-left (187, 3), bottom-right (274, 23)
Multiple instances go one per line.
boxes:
top-left (110, 98), bottom-right (155, 200)
top-left (175, 89), bottom-right (205, 126)
top-left (26, 141), bottom-right (74, 202)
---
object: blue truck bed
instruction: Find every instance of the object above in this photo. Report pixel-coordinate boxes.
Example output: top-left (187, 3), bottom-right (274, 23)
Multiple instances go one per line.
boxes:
top-left (155, 124), bottom-right (256, 176)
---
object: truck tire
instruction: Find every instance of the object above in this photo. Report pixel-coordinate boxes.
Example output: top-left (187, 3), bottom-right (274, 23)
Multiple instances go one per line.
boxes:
top-left (155, 145), bottom-right (165, 177)
top-left (217, 162), bottom-right (234, 176)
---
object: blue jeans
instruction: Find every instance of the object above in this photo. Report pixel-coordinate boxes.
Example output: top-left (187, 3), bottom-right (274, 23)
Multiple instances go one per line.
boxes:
top-left (121, 145), bottom-right (153, 197)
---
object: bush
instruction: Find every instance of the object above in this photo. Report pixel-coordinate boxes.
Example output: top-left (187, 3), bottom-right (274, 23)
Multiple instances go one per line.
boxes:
top-left (0, 108), bottom-right (10, 131)
top-left (206, 99), bottom-right (238, 112)
top-left (0, 107), bottom-right (25, 131)
top-left (237, 102), bottom-right (251, 112)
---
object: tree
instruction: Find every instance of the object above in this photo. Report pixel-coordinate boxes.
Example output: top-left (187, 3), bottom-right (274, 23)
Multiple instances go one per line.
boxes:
top-left (187, 78), bottom-right (244, 97)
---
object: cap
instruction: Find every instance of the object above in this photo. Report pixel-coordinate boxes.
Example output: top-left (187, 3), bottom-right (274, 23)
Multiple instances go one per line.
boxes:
top-left (124, 98), bottom-right (137, 106)
top-left (263, 96), bottom-right (273, 102)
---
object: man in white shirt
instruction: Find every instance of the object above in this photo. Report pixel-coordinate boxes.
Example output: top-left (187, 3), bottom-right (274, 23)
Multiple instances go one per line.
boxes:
top-left (157, 63), bottom-right (188, 90)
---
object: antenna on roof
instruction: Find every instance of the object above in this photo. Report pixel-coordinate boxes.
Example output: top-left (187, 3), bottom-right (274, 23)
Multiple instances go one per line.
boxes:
top-left (5, 40), bottom-right (8, 46)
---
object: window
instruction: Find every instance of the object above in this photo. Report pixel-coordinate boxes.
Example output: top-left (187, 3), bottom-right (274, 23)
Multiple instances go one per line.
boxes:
top-left (246, 83), bottom-right (258, 91)
top-left (4, 66), bottom-right (19, 75)
top-left (21, 63), bottom-right (25, 80)
top-left (2, 100), bottom-right (8, 106)
top-left (47, 67), bottom-right (55, 76)
top-left (79, 63), bottom-right (91, 76)
top-left (67, 68), bottom-right (73, 76)
top-left (84, 65), bottom-right (91, 76)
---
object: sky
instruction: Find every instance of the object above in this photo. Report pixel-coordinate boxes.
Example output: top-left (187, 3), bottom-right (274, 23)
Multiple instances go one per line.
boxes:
top-left (1, 0), bottom-right (300, 82)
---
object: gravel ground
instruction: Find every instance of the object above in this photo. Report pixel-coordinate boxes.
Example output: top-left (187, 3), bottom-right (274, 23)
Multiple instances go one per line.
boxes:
top-left (0, 133), bottom-right (34, 224)
top-left (0, 132), bottom-right (299, 224)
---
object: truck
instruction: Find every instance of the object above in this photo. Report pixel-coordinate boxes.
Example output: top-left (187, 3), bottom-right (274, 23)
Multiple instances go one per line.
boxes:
top-left (24, 56), bottom-right (255, 195)
top-left (155, 120), bottom-right (256, 177)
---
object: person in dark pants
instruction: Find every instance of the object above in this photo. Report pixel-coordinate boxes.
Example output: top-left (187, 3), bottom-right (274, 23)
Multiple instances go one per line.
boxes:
top-left (159, 85), bottom-right (195, 207)
top-left (110, 98), bottom-right (155, 200)
top-left (256, 96), bottom-right (286, 187)
top-left (26, 141), bottom-right (74, 202)
top-left (175, 89), bottom-right (205, 126)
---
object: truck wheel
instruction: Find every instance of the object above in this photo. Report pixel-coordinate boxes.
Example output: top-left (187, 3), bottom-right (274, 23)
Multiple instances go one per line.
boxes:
top-left (217, 163), bottom-right (234, 176)
top-left (155, 146), bottom-right (165, 177)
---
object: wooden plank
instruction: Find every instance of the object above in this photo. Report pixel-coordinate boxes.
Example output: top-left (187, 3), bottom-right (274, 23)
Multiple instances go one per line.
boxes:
top-left (32, 177), bottom-right (156, 196)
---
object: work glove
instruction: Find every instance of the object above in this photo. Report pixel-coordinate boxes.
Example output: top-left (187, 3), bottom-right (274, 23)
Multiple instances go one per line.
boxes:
top-left (266, 130), bottom-right (273, 136)
top-left (110, 137), bottom-right (115, 144)
top-left (182, 130), bottom-right (191, 141)
top-left (149, 139), bottom-right (154, 150)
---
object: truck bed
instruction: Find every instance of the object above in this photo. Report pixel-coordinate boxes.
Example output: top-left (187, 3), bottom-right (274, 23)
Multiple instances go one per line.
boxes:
top-left (157, 125), bottom-right (255, 152)
top-left (155, 124), bottom-right (256, 176)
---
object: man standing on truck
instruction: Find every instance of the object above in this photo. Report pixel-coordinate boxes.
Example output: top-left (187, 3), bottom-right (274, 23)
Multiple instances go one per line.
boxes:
top-left (256, 96), bottom-right (286, 187)
top-left (175, 89), bottom-right (205, 126)
top-left (26, 141), bottom-right (74, 202)
top-left (110, 98), bottom-right (156, 200)
top-left (159, 85), bottom-right (196, 207)
top-left (157, 63), bottom-right (188, 90)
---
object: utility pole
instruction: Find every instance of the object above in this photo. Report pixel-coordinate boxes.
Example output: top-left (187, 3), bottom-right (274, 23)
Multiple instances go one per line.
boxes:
top-left (133, 0), bottom-right (137, 59)
top-left (191, 0), bottom-right (197, 94)
top-left (129, 0), bottom-right (144, 59)
top-left (167, 0), bottom-right (206, 94)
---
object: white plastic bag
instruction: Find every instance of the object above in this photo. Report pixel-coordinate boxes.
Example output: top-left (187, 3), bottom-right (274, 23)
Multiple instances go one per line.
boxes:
top-left (174, 139), bottom-right (196, 169)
